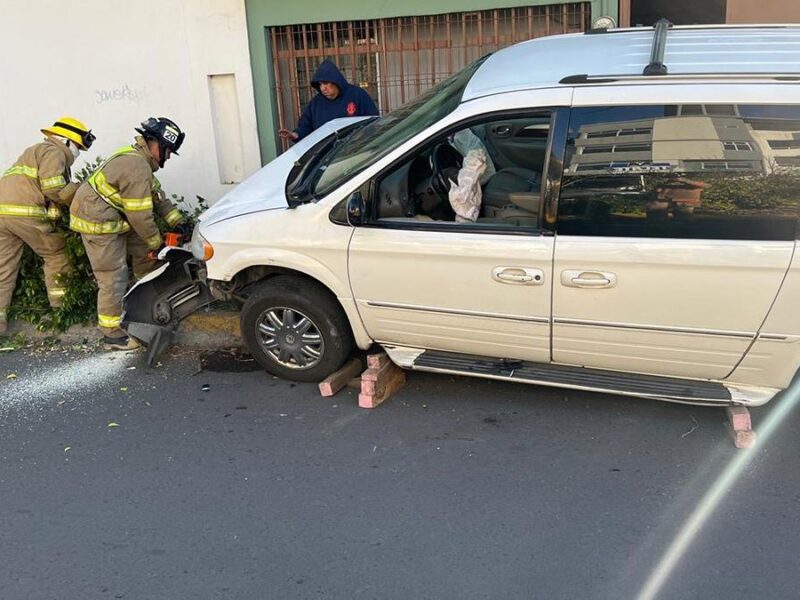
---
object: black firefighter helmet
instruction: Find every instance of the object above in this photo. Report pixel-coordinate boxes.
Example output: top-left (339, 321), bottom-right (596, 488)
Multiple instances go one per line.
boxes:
top-left (136, 117), bottom-right (185, 167)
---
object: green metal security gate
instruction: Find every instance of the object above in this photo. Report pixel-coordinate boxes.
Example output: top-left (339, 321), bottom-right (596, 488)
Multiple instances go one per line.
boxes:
top-left (269, 3), bottom-right (591, 149)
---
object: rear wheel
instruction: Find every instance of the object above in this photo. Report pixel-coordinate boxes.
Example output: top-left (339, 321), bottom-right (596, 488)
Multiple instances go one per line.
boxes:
top-left (240, 276), bottom-right (353, 382)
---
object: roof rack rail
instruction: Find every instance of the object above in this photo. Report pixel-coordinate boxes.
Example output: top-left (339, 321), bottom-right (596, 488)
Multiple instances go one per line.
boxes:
top-left (583, 23), bottom-right (798, 34)
top-left (643, 19), bottom-right (672, 76)
top-left (559, 72), bottom-right (800, 85)
top-left (559, 74), bottom-right (617, 84)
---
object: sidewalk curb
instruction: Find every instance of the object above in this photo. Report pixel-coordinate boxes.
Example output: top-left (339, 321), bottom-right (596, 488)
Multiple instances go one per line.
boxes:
top-left (2, 309), bottom-right (244, 350)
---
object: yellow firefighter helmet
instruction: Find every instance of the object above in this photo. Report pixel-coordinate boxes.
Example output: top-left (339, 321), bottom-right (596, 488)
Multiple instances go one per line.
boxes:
top-left (41, 117), bottom-right (96, 150)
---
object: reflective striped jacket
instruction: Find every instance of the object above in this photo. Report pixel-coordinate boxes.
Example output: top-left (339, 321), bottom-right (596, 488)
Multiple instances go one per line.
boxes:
top-left (69, 137), bottom-right (183, 249)
top-left (0, 138), bottom-right (77, 220)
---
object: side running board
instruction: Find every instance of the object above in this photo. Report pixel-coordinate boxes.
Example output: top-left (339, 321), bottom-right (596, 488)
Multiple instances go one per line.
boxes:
top-left (411, 350), bottom-right (732, 404)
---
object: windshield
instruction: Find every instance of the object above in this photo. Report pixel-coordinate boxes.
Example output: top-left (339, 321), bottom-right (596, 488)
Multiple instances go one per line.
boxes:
top-left (313, 56), bottom-right (489, 197)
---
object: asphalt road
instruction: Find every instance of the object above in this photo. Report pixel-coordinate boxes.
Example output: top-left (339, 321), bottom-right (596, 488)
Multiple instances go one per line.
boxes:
top-left (1, 343), bottom-right (798, 600)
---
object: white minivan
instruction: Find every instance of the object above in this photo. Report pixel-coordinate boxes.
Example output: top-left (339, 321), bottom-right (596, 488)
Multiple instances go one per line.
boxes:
top-left (125, 23), bottom-right (800, 407)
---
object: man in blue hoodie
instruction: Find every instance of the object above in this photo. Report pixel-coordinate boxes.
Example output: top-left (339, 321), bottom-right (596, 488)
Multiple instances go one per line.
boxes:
top-left (279, 59), bottom-right (379, 143)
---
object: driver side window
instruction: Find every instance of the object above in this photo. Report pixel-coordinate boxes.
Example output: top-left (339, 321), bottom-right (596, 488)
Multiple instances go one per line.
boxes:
top-left (371, 113), bottom-right (552, 230)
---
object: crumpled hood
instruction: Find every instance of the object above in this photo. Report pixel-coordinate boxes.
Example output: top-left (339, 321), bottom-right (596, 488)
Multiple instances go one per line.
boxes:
top-left (199, 116), bottom-right (371, 227)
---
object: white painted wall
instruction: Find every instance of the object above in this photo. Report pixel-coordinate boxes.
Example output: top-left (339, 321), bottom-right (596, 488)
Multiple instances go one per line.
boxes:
top-left (0, 0), bottom-right (262, 208)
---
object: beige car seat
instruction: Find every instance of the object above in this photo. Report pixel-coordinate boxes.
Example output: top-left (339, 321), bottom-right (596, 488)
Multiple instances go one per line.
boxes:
top-left (481, 167), bottom-right (542, 225)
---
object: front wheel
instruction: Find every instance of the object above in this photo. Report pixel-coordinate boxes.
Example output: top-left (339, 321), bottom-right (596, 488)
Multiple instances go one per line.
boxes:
top-left (240, 276), bottom-right (354, 382)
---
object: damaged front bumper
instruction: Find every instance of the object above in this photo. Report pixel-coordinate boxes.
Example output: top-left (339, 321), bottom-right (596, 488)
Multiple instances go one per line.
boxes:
top-left (122, 247), bottom-right (216, 365)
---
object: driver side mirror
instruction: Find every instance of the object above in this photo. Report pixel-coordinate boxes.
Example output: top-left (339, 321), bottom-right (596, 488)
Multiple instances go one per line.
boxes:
top-left (346, 191), bottom-right (366, 226)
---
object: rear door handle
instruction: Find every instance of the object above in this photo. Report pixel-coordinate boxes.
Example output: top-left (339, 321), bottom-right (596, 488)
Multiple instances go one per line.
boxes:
top-left (561, 270), bottom-right (617, 289)
top-left (493, 267), bottom-right (544, 286)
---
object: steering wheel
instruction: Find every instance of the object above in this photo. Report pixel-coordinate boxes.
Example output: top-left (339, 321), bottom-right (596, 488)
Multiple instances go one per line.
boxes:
top-left (430, 143), bottom-right (463, 200)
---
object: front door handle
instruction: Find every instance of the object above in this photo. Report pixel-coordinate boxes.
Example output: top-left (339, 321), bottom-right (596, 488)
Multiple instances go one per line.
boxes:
top-left (561, 270), bottom-right (617, 289)
top-left (493, 267), bottom-right (544, 286)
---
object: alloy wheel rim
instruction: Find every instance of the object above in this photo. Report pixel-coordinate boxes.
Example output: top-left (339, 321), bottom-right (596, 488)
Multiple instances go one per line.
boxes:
top-left (256, 307), bottom-right (324, 370)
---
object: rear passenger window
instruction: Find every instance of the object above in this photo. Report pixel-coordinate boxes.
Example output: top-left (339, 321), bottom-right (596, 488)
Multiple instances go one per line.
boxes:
top-left (557, 105), bottom-right (800, 240)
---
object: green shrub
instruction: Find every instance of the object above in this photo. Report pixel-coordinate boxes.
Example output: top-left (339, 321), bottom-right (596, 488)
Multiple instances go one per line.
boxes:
top-left (8, 158), bottom-right (207, 332)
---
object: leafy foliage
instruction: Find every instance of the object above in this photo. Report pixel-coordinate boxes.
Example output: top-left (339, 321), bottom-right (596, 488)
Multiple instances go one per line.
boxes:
top-left (700, 171), bottom-right (800, 214)
top-left (7, 157), bottom-right (207, 333)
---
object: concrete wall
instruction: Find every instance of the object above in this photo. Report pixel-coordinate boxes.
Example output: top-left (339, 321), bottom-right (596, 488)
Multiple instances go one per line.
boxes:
top-left (0, 0), bottom-right (262, 207)
top-left (727, 0), bottom-right (800, 23)
top-left (245, 0), bottom-right (618, 163)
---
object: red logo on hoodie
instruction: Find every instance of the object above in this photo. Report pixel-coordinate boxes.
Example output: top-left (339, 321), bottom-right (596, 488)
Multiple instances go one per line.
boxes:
top-left (346, 101), bottom-right (357, 116)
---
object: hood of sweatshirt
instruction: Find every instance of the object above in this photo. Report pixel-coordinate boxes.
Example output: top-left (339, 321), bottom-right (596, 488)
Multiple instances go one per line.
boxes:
top-left (310, 59), bottom-right (349, 95)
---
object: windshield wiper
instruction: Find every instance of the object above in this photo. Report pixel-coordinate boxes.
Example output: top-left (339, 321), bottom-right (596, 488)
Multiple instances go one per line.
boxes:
top-left (286, 137), bottom-right (337, 205)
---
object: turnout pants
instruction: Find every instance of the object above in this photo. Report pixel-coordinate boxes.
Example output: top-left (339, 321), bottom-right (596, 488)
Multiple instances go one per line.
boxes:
top-left (0, 216), bottom-right (70, 322)
top-left (82, 231), bottom-right (157, 337)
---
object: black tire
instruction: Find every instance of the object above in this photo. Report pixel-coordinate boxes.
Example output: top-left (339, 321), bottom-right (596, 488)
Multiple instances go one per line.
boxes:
top-left (240, 276), bottom-right (354, 382)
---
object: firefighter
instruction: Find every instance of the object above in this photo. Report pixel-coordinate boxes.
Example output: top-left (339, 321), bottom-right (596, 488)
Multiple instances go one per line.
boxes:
top-left (70, 117), bottom-right (188, 350)
top-left (0, 117), bottom-right (95, 336)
